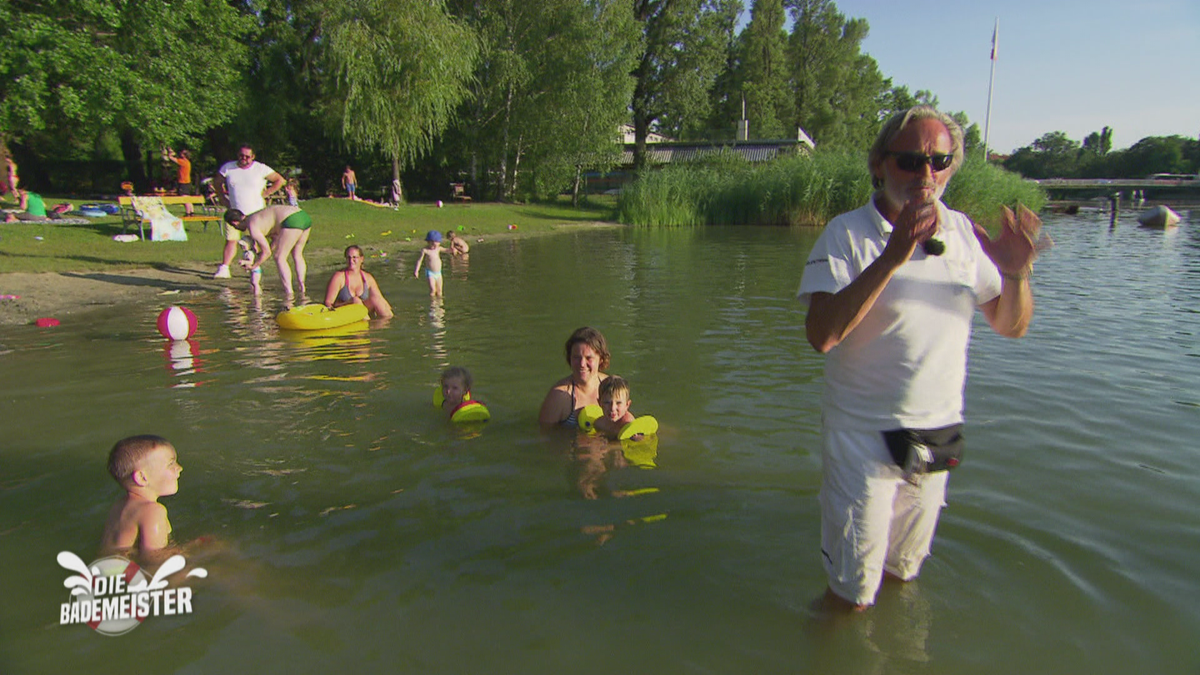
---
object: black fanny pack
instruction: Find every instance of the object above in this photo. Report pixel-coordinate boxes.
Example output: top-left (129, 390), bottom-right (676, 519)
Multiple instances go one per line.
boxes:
top-left (882, 424), bottom-right (964, 476)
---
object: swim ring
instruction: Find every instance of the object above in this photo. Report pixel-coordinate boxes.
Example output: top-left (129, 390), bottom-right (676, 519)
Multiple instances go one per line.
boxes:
top-left (80, 209), bottom-right (107, 218)
top-left (276, 303), bottom-right (369, 330)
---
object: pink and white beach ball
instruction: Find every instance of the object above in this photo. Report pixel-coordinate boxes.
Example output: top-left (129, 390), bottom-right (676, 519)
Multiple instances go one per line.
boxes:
top-left (156, 306), bottom-right (198, 341)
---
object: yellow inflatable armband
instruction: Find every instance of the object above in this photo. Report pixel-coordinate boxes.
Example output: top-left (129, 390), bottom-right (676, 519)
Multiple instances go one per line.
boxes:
top-left (577, 404), bottom-right (603, 432)
top-left (450, 400), bottom-right (490, 423)
top-left (618, 415), bottom-right (658, 440)
top-left (434, 387), bottom-right (487, 423)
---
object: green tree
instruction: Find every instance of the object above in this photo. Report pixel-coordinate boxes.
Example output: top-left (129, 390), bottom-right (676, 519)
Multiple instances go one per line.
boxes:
top-left (737, 0), bottom-right (792, 139)
top-left (1003, 131), bottom-right (1081, 179)
top-left (703, 0), bottom-right (747, 141)
top-left (786, 0), bottom-right (887, 150)
top-left (876, 85), bottom-right (937, 121)
top-left (1082, 126), bottom-right (1113, 155)
top-left (1119, 135), bottom-right (1190, 177)
top-left (521, 0), bottom-right (640, 203)
top-left (949, 112), bottom-right (982, 155)
top-left (0, 0), bottom-right (253, 189)
top-left (630, 0), bottom-right (728, 168)
top-left (447, 0), bottom-right (637, 201)
top-left (322, 0), bottom-right (478, 195)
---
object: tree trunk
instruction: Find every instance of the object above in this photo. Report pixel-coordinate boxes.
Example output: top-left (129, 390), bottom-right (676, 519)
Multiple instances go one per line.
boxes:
top-left (119, 129), bottom-right (147, 192)
top-left (632, 77), bottom-right (650, 171)
top-left (509, 134), bottom-right (524, 200)
top-left (497, 81), bottom-right (514, 201)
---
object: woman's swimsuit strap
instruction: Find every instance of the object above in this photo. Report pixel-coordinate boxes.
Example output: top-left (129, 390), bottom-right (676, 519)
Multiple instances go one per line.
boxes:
top-left (561, 381), bottom-right (579, 428)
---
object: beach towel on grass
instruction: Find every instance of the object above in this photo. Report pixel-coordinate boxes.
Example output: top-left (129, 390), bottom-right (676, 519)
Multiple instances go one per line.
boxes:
top-left (131, 196), bottom-right (187, 241)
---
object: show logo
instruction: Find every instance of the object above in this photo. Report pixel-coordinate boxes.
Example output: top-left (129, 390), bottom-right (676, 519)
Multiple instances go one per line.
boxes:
top-left (57, 551), bottom-right (207, 636)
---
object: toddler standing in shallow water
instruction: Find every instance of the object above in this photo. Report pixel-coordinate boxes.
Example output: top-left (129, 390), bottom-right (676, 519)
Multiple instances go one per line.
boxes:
top-left (414, 230), bottom-right (444, 296)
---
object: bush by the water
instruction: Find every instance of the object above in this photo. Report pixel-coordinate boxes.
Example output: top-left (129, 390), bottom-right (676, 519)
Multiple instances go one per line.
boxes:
top-left (616, 150), bottom-right (1046, 228)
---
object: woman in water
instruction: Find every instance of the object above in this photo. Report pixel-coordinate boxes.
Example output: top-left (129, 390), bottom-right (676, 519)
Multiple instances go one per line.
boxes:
top-left (322, 245), bottom-right (394, 318)
top-left (538, 327), bottom-right (611, 428)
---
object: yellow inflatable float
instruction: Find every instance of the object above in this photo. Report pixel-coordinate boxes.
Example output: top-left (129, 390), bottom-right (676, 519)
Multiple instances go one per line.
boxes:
top-left (577, 404), bottom-right (658, 440)
top-left (433, 387), bottom-right (491, 423)
top-left (277, 303), bottom-right (370, 331)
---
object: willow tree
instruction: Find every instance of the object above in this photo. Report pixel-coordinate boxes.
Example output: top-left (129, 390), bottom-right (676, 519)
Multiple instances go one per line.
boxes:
top-left (322, 0), bottom-right (478, 197)
top-left (448, 0), bottom-right (638, 201)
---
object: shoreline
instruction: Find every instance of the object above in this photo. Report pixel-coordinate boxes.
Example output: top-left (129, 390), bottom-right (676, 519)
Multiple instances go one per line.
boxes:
top-left (0, 223), bottom-right (618, 328)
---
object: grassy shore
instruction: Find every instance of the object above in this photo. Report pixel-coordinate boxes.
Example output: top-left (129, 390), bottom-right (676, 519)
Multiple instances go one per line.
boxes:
top-left (0, 196), bottom-right (619, 275)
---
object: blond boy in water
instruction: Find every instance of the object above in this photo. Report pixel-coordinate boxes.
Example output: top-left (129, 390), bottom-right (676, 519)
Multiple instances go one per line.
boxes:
top-left (593, 376), bottom-right (637, 439)
top-left (100, 435), bottom-right (182, 556)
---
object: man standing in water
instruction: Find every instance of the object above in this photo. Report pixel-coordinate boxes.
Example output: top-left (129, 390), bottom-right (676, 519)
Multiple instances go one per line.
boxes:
top-left (798, 106), bottom-right (1047, 610)
top-left (212, 145), bottom-right (285, 279)
top-left (224, 204), bottom-right (312, 299)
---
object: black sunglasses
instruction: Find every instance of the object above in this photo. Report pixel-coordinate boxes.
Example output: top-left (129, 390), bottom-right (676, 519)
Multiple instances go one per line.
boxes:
top-left (886, 151), bottom-right (954, 173)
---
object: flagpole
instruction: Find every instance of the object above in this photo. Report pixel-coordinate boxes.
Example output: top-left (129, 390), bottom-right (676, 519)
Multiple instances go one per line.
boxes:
top-left (983, 18), bottom-right (999, 161)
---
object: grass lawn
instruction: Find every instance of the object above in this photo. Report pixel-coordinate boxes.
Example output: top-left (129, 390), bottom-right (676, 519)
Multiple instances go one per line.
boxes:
top-left (0, 196), bottom-right (619, 274)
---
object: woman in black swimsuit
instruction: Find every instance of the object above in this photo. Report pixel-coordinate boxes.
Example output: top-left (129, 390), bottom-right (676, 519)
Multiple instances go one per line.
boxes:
top-left (538, 327), bottom-right (611, 428)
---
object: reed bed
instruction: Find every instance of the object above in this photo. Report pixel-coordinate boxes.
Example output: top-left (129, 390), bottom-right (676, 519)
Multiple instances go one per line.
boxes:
top-left (616, 150), bottom-right (1046, 228)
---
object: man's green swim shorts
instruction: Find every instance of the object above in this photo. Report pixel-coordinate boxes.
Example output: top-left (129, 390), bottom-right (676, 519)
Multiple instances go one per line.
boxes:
top-left (281, 210), bottom-right (313, 230)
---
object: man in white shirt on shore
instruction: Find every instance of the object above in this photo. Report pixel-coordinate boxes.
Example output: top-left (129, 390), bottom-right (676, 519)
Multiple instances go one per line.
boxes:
top-left (211, 144), bottom-right (285, 279)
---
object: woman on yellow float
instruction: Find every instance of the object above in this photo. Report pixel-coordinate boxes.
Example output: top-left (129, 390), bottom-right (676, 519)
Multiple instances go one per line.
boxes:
top-left (538, 327), bottom-right (610, 429)
top-left (322, 245), bottom-right (393, 318)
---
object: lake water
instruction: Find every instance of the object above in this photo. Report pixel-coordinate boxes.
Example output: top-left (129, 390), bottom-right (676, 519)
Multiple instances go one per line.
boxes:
top-left (1, 209), bottom-right (1197, 674)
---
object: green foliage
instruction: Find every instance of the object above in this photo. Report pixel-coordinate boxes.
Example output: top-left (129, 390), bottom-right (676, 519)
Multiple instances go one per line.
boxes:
top-left (787, 0), bottom-right (886, 150)
top-left (323, 0), bottom-right (478, 176)
top-left (0, 0), bottom-right (252, 147)
top-left (617, 150), bottom-right (872, 226)
top-left (1004, 129), bottom-right (1199, 179)
top-left (702, 0), bottom-right (748, 141)
top-left (630, 0), bottom-right (729, 165)
top-left (943, 155), bottom-right (1047, 227)
top-left (736, 0), bottom-right (792, 139)
top-left (616, 150), bottom-right (1045, 227)
top-left (444, 0), bottom-right (639, 202)
top-left (1083, 127), bottom-right (1113, 155)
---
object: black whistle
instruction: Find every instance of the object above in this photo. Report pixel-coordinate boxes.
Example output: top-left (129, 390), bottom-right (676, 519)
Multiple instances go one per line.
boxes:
top-left (922, 238), bottom-right (945, 256)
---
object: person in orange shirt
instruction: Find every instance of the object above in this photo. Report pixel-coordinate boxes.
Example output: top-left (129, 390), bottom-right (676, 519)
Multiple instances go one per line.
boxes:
top-left (167, 148), bottom-right (195, 215)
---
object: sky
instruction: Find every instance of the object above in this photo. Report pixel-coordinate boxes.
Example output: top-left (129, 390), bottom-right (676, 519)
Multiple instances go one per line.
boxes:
top-left (762, 0), bottom-right (1200, 154)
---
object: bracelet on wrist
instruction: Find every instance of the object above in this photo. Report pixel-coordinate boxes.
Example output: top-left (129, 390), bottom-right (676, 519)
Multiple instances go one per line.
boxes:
top-left (1002, 269), bottom-right (1030, 282)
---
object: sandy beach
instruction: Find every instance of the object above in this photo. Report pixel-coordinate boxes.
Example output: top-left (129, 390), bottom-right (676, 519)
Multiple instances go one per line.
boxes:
top-left (0, 266), bottom-right (219, 327)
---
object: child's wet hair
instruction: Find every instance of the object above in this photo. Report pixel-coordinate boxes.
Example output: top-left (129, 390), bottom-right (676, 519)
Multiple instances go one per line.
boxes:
top-left (108, 435), bottom-right (173, 486)
top-left (599, 376), bottom-right (629, 401)
top-left (440, 366), bottom-right (472, 392)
